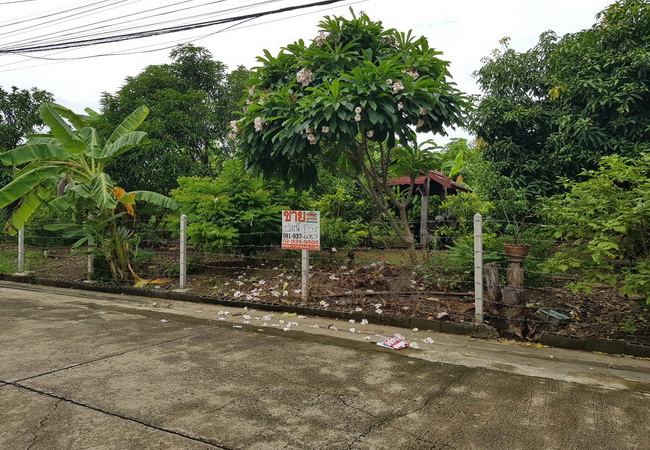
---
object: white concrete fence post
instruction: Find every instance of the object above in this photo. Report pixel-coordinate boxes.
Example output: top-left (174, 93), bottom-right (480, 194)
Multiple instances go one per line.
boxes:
top-left (302, 249), bottom-right (309, 303)
top-left (17, 227), bottom-right (25, 273)
top-left (179, 214), bottom-right (187, 289)
top-left (474, 213), bottom-right (484, 324)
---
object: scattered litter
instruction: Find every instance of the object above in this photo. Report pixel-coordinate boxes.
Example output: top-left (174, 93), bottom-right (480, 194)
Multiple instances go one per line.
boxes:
top-left (233, 325), bottom-right (242, 329)
top-left (196, 309), bottom-right (202, 313)
top-left (412, 328), bottom-right (419, 332)
top-left (328, 325), bottom-right (338, 331)
top-left (355, 307), bottom-right (363, 312)
top-left (423, 337), bottom-right (435, 344)
top-left (310, 324), bottom-right (320, 328)
top-left (298, 315), bottom-right (307, 319)
top-left (243, 321), bottom-right (250, 325)
top-left (282, 312), bottom-right (297, 317)
top-left (409, 342), bottom-right (421, 349)
top-left (282, 327), bottom-right (290, 332)
top-left (394, 333), bottom-right (405, 340)
top-left (218, 317), bottom-right (225, 321)
top-left (278, 319), bottom-right (285, 324)
top-left (243, 314), bottom-right (251, 320)
top-left (375, 309), bottom-right (383, 314)
top-left (288, 321), bottom-right (299, 327)
top-left (362, 336), bottom-right (372, 341)
top-left (263, 315), bottom-right (273, 321)
top-left (426, 297), bottom-right (440, 302)
top-left (349, 328), bottom-right (356, 333)
top-left (437, 312), bottom-right (449, 319)
top-left (361, 319), bottom-right (369, 325)
top-left (377, 337), bottom-right (409, 350)
top-left (160, 319), bottom-right (169, 323)
top-left (349, 319), bottom-right (356, 323)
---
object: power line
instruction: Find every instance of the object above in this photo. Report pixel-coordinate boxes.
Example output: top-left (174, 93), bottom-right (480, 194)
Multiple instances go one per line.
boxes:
top-left (0, 0), bottom-right (350, 54)
top-left (3, 0), bottom-right (279, 51)
top-left (0, 0), bottom-right (364, 72)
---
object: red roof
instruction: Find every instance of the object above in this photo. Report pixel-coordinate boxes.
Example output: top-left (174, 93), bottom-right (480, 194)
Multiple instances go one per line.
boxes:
top-left (389, 170), bottom-right (469, 192)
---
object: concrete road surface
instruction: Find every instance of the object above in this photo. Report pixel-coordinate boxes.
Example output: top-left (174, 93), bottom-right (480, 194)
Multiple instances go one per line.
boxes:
top-left (0, 281), bottom-right (649, 449)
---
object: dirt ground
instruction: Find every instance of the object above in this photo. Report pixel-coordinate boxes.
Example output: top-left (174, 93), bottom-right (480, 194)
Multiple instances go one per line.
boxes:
top-left (8, 244), bottom-right (650, 344)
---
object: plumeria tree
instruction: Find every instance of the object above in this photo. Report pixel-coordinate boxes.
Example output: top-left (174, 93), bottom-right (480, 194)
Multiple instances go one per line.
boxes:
top-left (234, 11), bottom-right (467, 256)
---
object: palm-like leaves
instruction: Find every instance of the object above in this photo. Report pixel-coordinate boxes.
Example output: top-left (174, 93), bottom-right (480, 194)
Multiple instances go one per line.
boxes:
top-left (0, 102), bottom-right (176, 281)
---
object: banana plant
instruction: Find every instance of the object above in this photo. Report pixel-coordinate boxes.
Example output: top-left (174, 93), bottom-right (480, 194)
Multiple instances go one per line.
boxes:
top-left (0, 103), bottom-right (177, 282)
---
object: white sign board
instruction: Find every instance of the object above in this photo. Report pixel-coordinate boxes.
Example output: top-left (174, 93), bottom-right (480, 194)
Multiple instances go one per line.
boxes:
top-left (281, 210), bottom-right (320, 251)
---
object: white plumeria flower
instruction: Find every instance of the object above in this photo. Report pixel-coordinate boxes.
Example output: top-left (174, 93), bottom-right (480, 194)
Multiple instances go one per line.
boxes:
top-left (392, 81), bottom-right (404, 92)
top-left (354, 114), bottom-right (362, 122)
top-left (254, 116), bottom-right (265, 132)
top-left (296, 68), bottom-right (313, 86)
top-left (366, 130), bottom-right (374, 138)
top-left (321, 126), bottom-right (330, 133)
top-left (397, 102), bottom-right (404, 111)
top-left (419, 106), bottom-right (429, 115)
top-left (354, 106), bottom-right (362, 114)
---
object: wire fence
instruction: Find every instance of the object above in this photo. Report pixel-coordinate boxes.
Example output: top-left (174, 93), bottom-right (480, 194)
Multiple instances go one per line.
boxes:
top-left (1, 213), bottom-right (647, 343)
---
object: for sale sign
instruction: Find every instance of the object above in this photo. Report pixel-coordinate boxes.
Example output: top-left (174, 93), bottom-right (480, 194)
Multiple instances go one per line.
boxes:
top-left (281, 210), bottom-right (320, 251)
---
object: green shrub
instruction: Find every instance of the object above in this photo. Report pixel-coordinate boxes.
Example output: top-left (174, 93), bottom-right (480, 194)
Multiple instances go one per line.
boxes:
top-left (543, 153), bottom-right (650, 304)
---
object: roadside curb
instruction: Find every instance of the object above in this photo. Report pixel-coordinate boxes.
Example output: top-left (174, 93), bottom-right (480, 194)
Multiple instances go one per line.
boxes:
top-left (3, 273), bottom-right (648, 357)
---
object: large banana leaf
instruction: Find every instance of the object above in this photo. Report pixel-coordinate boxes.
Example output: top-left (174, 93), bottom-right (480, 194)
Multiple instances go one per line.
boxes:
top-left (40, 103), bottom-right (86, 155)
top-left (0, 166), bottom-right (63, 209)
top-left (80, 127), bottom-right (103, 159)
top-left (7, 185), bottom-right (49, 233)
top-left (0, 143), bottom-right (72, 165)
top-left (106, 105), bottom-right (149, 147)
top-left (47, 194), bottom-right (77, 215)
top-left (89, 172), bottom-right (117, 210)
top-left (101, 131), bottom-right (148, 160)
top-left (51, 103), bottom-right (91, 130)
top-left (132, 190), bottom-right (178, 211)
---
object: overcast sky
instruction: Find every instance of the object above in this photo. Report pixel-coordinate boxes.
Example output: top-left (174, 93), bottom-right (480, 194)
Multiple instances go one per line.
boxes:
top-left (0, 0), bottom-right (613, 143)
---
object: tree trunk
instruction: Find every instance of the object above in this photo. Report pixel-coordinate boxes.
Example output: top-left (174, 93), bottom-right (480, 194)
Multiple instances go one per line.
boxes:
top-left (502, 287), bottom-right (525, 338)
top-left (507, 261), bottom-right (525, 287)
top-left (484, 262), bottom-right (501, 317)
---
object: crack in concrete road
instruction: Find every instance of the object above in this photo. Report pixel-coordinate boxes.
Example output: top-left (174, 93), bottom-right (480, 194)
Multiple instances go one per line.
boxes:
top-left (8, 328), bottom-right (215, 385)
top-left (346, 368), bottom-right (470, 449)
top-left (8, 382), bottom-right (232, 449)
top-left (26, 398), bottom-right (61, 450)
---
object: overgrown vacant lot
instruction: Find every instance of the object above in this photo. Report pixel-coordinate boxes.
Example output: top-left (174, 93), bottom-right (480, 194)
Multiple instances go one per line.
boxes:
top-left (3, 244), bottom-right (648, 345)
